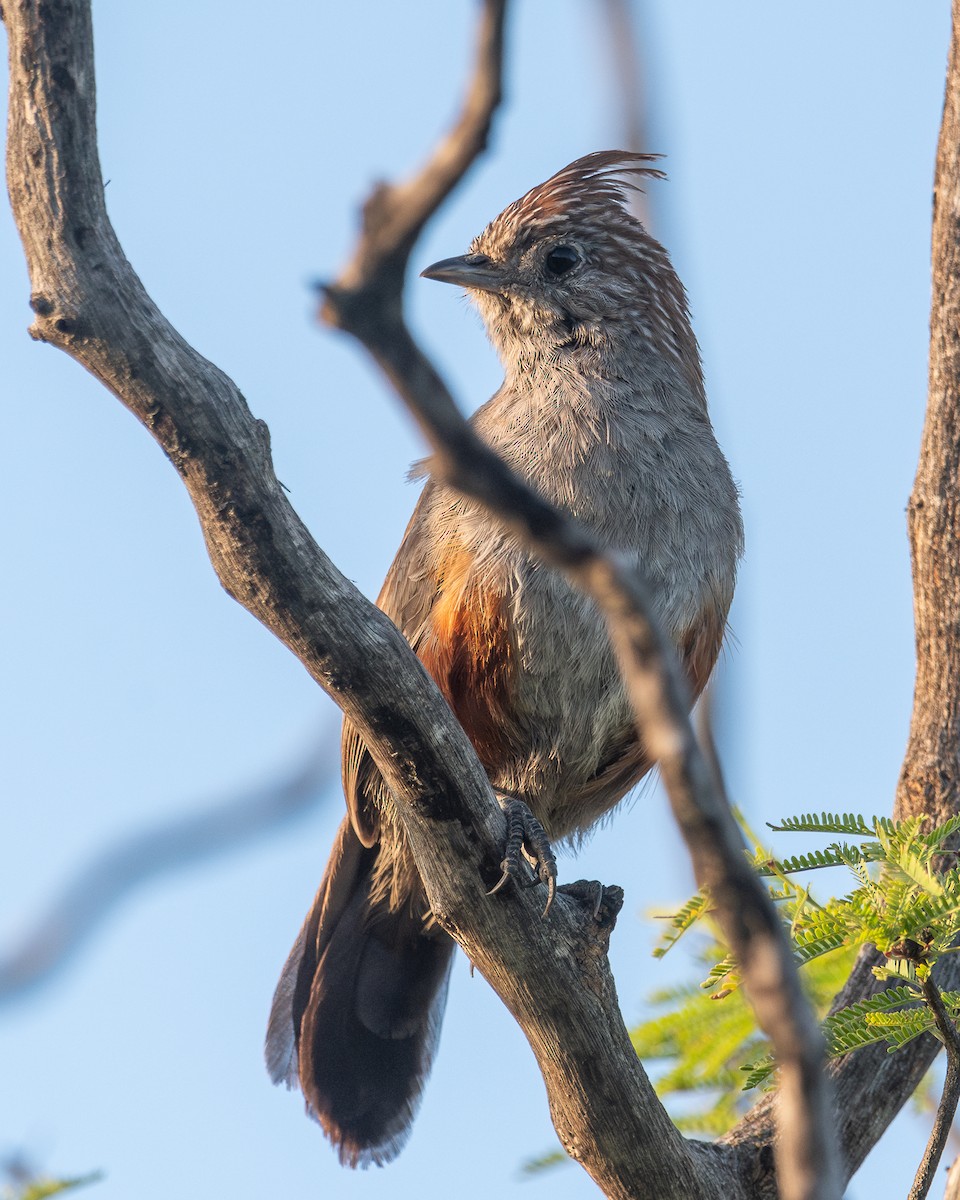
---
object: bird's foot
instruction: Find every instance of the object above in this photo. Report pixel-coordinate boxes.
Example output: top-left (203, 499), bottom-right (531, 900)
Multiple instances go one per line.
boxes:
top-left (488, 794), bottom-right (558, 916)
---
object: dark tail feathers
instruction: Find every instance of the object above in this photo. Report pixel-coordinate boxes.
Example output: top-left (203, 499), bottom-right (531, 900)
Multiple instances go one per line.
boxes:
top-left (265, 817), bottom-right (453, 1167)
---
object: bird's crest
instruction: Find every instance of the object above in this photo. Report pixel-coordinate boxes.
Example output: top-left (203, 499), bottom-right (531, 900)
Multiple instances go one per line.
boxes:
top-left (483, 151), bottom-right (664, 246)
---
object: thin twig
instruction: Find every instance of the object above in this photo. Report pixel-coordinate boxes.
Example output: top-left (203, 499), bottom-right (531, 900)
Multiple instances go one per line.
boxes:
top-left (908, 974), bottom-right (960, 1200)
top-left (336, 0), bottom-right (506, 294)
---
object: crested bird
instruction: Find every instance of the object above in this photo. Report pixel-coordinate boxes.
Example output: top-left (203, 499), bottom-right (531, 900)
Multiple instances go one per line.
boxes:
top-left (266, 150), bottom-right (743, 1167)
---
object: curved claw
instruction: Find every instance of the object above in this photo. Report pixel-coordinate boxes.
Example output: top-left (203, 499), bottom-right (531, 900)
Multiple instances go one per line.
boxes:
top-left (488, 854), bottom-right (541, 898)
top-left (487, 864), bottom-right (512, 897)
top-left (541, 873), bottom-right (557, 918)
top-left (488, 794), bottom-right (559, 917)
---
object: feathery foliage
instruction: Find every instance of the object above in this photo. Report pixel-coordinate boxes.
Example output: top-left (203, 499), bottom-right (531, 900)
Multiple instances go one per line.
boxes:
top-left (632, 937), bottom-right (854, 1133)
top-left (524, 809), bottom-right (960, 1168)
top-left (633, 810), bottom-right (960, 1132)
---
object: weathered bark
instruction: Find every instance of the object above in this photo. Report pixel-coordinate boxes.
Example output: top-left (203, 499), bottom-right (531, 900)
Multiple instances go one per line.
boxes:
top-left (900, 0), bottom-right (960, 835)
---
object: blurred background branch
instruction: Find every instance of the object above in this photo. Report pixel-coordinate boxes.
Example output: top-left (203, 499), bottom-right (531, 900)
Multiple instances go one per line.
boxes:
top-left (599, 0), bottom-right (655, 230)
top-left (0, 726), bottom-right (337, 1006)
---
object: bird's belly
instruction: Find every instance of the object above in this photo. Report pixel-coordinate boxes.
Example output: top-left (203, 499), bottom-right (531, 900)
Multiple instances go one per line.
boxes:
top-left (487, 561), bottom-right (642, 838)
top-left (420, 434), bottom-right (737, 837)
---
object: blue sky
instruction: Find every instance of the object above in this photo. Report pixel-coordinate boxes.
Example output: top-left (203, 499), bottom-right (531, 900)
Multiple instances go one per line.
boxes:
top-left (0, 3), bottom-right (952, 1197)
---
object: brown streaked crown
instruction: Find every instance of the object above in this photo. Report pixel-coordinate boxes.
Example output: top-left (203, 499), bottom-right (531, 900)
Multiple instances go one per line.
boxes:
top-left (457, 152), bottom-right (702, 396)
top-left (475, 150), bottom-right (665, 255)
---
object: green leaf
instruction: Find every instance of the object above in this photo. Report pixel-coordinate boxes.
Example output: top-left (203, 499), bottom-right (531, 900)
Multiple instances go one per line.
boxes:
top-left (917, 814), bottom-right (960, 852)
top-left (824, 986), bottom-right (927, 1055)
top-left (741, 1055), bottom-right (776, 1089)
top-left (652, 891), bottom-right (712, 957)
top-left (768, 812), bottom-right (875, 835)
top-left (628, 810), bottom-right (960, 1142)
top-left (755, 848), bottom-right (846, 875)
top-left (792, 928), bottom-right (849, 964)
top-left (700, 956), bottom-right (740, 994)
top-left (630, 942), bottom-right (858, 1134)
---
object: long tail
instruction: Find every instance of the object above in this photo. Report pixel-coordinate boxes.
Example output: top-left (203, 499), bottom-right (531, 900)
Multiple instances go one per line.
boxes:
top-left (265, 817), bottom-right (454, 1167)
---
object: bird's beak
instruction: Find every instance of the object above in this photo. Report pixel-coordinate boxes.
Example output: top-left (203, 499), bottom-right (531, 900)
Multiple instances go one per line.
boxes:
top-left (420, 253), bottom-right (506, 295)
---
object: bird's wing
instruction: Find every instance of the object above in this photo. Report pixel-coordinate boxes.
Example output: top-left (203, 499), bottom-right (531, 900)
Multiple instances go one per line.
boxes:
top-left (341, 483), bottom-right (443, 847)
top-left (342, 478), bottom-right (521, 848)
top-left (679, 589), bottom-right (729, 704)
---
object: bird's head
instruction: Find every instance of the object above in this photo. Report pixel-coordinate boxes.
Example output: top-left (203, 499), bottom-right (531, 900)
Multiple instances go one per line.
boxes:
top-left (422, 151), bottom-right (698, 385)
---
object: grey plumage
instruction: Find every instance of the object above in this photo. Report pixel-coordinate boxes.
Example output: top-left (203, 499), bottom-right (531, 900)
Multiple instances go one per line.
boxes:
top-left (266, 151), bottom-right (742, 1166)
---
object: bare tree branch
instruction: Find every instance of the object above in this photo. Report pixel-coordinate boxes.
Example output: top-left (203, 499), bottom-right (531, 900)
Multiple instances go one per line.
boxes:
top-left (908, 976), bottom-right (960, 1200)
top-left (0, 732), bottom-right (337, 1007)
top-left (336, 0), bottom-right (506, 294)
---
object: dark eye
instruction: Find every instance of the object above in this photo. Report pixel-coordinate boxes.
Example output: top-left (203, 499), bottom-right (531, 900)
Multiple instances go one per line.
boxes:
top-left (544, 245), bottom-right (580, 277)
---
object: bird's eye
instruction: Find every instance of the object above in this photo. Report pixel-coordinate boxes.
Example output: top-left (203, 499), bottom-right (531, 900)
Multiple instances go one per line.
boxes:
top-left (544, 245), bottom-right (580, 277)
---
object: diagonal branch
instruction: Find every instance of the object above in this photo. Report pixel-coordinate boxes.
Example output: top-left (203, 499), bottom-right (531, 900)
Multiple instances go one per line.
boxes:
top-left (336, 0), bottom-right (506, 293)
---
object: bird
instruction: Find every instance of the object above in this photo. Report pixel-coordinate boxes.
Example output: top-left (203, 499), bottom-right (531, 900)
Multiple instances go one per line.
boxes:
top-left (265, 150), bottom-right (743, 1168)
